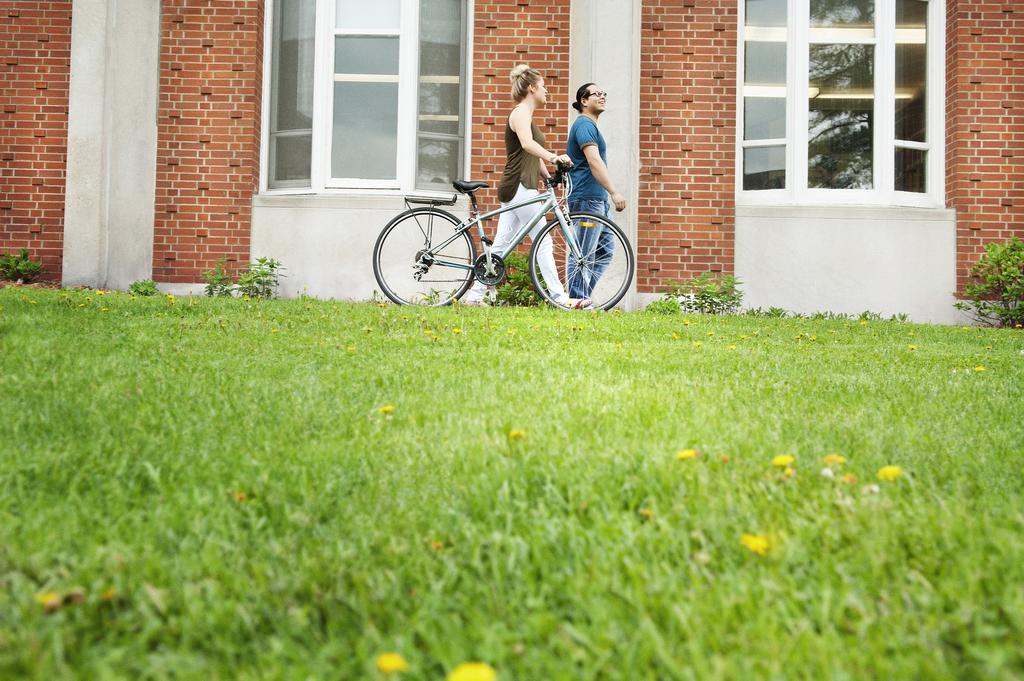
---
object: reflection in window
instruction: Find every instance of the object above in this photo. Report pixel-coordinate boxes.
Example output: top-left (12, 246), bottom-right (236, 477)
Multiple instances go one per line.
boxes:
top-left (895, 147), bottom-right (926, 192)
top-left (808, 43), bottom-right (874, 188)
top-left (416, 0), bottom-right (464, 190)
top-left (810, 0), bottom-right (874, 27)
top-left (745, 0), bottom-right (786, 26)
top-left (744, 146), bottom-right (786, 189)
top-left (745, 97), bottom-right (786, 139)
top-left (269, 0), bottom-right (315, 188)
top-left (742, 0), bottom-right (786, 188)
top-left (895, 0), bottom-right (927, 193)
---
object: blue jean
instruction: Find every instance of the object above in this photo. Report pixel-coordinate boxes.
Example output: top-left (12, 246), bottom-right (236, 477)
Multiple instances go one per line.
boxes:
top-left (566, 197), bottom-right (615, 299)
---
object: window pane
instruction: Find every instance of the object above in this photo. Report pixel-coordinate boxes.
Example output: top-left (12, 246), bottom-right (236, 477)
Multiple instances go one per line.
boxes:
top-left (336, 0), bottom-right (400, 30)
top-left (420, 0), bottom-right (462, 75)
top-left (745, 42), bottom-right (786, 85)
top-left (895, 147), bottom-right (926, 192)
top-left (272, 134), bottom-right (312, 183)
top-left (335, 37), bottom-right (399, 75)
top-left (332, 82), bottom-right (398, 179)
top-left (808, 43), bottom-right (873, 189)
top-left (895, 0), bottom-right (927, 142)
top-left (419, 81), bottom-right (460, 135)
top-left (417, 0), bottom-right (464, 188)
top-left (417, 137), bottom-right (459, 190)
top-left (810, 0), bottom-right (874, 27)
top-left (744, 97), bottom-right (786, 139)
top-left (745, 0), bottom-right (786, 26)
top-left (270, 0), bottom-right (314, 188)
top-left (744, 146), bottom-right (786, 190)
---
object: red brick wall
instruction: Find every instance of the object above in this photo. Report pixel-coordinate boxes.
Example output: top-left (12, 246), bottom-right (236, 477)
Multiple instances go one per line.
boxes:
top-left (153, 0), bottom-right (264, 283)
top-left (946, 0), bottom-right (1024, 293)
top-left (0, 1), bottom-right (71, 281)
top-left (637, 0), bottom-right (737, 294)
top-left (470, 0), bottom-right (570, 216)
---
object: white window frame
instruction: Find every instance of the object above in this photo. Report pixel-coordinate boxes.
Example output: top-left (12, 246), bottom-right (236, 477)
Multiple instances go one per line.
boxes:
top-left (259, 0), bottom-right (474, 197)
top-left (736, 0), bottom-right (945, 208)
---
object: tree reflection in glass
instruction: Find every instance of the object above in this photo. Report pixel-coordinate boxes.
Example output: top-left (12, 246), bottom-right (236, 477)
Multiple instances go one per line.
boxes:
top-left (808, 43), bottom-right (874, 189)
top-left (810, 0), bottom-right (873, 27)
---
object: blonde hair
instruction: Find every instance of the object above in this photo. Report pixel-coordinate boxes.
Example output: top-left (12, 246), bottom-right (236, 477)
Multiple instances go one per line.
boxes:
top-left (510, 64), bottom-right (543, 102)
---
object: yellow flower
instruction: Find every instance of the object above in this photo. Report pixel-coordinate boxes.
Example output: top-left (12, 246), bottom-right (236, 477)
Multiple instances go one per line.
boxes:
top-left (376, 653), bottom-right (410, 673)
top-left (638, 508), bottom-right (654, 521)
top-left (101, 587), bottom-right (117, 602)
top-left (692, 341), bottom-right (703, 348)
top-left (782, 466), bottom-right (796, 480)
top-left (36, 591), bottom-right (63, 613)
top-left (728, 344), bottom-right (737, 350)
top-left (507, 429), bottom-right (525, 441)
top-left (676, 448), bottom-right (699, 461)
top-left (452, 328), bottom-right (462, 335)
top-left (877, 465), bottom-right (904, 481)
top-left (771, 454), bottom-right (794, 467)
top-left (822, 453), bottom-right (846, 467)
top-left (448, 662), bottom-right (497, 681)
top-left (379, 404), bottom-right (396, 415)
top-left (740, 533), bottom-right (770, 556)
top-left (974, 366), bottom-right (985, 372)
top-left (842, 473), bottom-right (859, 485)
top-left (232, 490), bottom-right (248, 503)
top-left (908, 344), bottom-right (918, 351)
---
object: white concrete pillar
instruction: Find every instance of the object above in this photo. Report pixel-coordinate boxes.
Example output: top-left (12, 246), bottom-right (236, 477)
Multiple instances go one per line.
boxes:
top-left (63, 0), bottom-right (161, 289)
top-left (569, 0), bottom-right (642, 309)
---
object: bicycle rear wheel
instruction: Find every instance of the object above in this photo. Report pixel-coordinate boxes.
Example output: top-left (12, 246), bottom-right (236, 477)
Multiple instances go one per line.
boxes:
top-left (372, 207), bottom-right (476, 306)
top-left (528, 212), bottom-right (634, 310)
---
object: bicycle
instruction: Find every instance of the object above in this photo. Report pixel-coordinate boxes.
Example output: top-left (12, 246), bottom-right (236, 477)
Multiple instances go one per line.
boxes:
top-left (372, 163), bottom-right (635, 310)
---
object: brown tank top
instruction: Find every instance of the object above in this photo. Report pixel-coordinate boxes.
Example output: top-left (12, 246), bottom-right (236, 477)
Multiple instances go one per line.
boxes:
top-left (497, 117), bottom-right (545, 203)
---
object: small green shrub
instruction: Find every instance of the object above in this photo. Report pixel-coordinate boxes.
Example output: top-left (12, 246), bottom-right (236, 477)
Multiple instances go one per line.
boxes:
top-left (645, 298), bottom-right (681, 314)
top-left (0, 249), bottom-right (43, 282)
top-left (128, 279), bottom-right (159, 297)
top-left (236, 258), bottom-right (285, 299)
top-left (203, 259), bottom-right (235, 297)
top-left (744, 306), bottom-right (791, 318)
top-left (955, 237), bottom-right (1024, 327)
top-left (663, 272), bottom-right (743, 315)
top-left (494, 252), bottom-right (541, 307)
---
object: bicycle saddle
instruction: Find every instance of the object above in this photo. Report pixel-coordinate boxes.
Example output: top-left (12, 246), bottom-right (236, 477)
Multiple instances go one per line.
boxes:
top-left (452, 180), bottom-right (489, 194)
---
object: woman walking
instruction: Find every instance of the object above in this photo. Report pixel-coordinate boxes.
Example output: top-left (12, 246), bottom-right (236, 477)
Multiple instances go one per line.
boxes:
top-left (463, 65), bottom-right (588, 308)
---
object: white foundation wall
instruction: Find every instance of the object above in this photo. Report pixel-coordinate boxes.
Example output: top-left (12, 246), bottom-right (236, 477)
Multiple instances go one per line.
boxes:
top-left (250, 195), bottom-right (471, 299)
top-left (735, 205), bottom-right (964, 324)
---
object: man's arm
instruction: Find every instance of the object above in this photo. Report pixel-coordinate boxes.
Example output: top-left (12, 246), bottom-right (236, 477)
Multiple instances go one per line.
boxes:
top-left (582, 144), bottom-right (626, 212)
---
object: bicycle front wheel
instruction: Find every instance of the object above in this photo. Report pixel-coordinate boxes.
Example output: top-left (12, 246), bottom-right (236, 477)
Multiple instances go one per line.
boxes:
top-left (528, 212), bottom-right (634, 310)
top-left (373, 207), bottom-right (476, 306)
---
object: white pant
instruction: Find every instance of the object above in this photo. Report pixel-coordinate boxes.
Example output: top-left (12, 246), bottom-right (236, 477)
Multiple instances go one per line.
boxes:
top-left (464, 183), bottom-right (568, 304)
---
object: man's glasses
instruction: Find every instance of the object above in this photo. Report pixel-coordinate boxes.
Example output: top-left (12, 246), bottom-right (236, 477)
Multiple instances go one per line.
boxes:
top-left (585, 90), bottom-right (608, 99)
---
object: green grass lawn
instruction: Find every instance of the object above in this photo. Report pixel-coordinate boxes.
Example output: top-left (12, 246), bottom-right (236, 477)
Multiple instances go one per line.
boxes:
top-left (1, 287), bottom-right (1023, 680)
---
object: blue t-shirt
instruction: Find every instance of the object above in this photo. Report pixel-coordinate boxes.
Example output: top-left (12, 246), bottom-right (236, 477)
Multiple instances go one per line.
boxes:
top-left (566, 116), bottom-right (607, 201)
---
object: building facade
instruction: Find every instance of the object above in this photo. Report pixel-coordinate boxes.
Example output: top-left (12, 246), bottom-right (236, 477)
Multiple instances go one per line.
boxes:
top-left (1, 0), bottom-right (1021, 322)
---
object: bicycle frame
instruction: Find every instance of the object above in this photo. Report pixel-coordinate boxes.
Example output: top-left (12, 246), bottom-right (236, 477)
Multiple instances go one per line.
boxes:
top-left (422, 182), bottom-right (581, 272)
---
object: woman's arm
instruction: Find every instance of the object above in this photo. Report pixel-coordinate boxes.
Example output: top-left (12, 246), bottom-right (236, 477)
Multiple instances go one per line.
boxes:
top-left (510, 107), bottom-right (571, 167)
top-left (582, 144), bottom-right (626, 211)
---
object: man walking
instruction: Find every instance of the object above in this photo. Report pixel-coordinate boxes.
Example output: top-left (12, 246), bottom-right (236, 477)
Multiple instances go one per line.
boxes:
top-left (565, 83), bottom-right (626, 300)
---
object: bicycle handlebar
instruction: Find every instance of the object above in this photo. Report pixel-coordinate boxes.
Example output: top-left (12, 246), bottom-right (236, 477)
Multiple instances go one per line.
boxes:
top-left (545, 160), bottom-right (573, 188)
